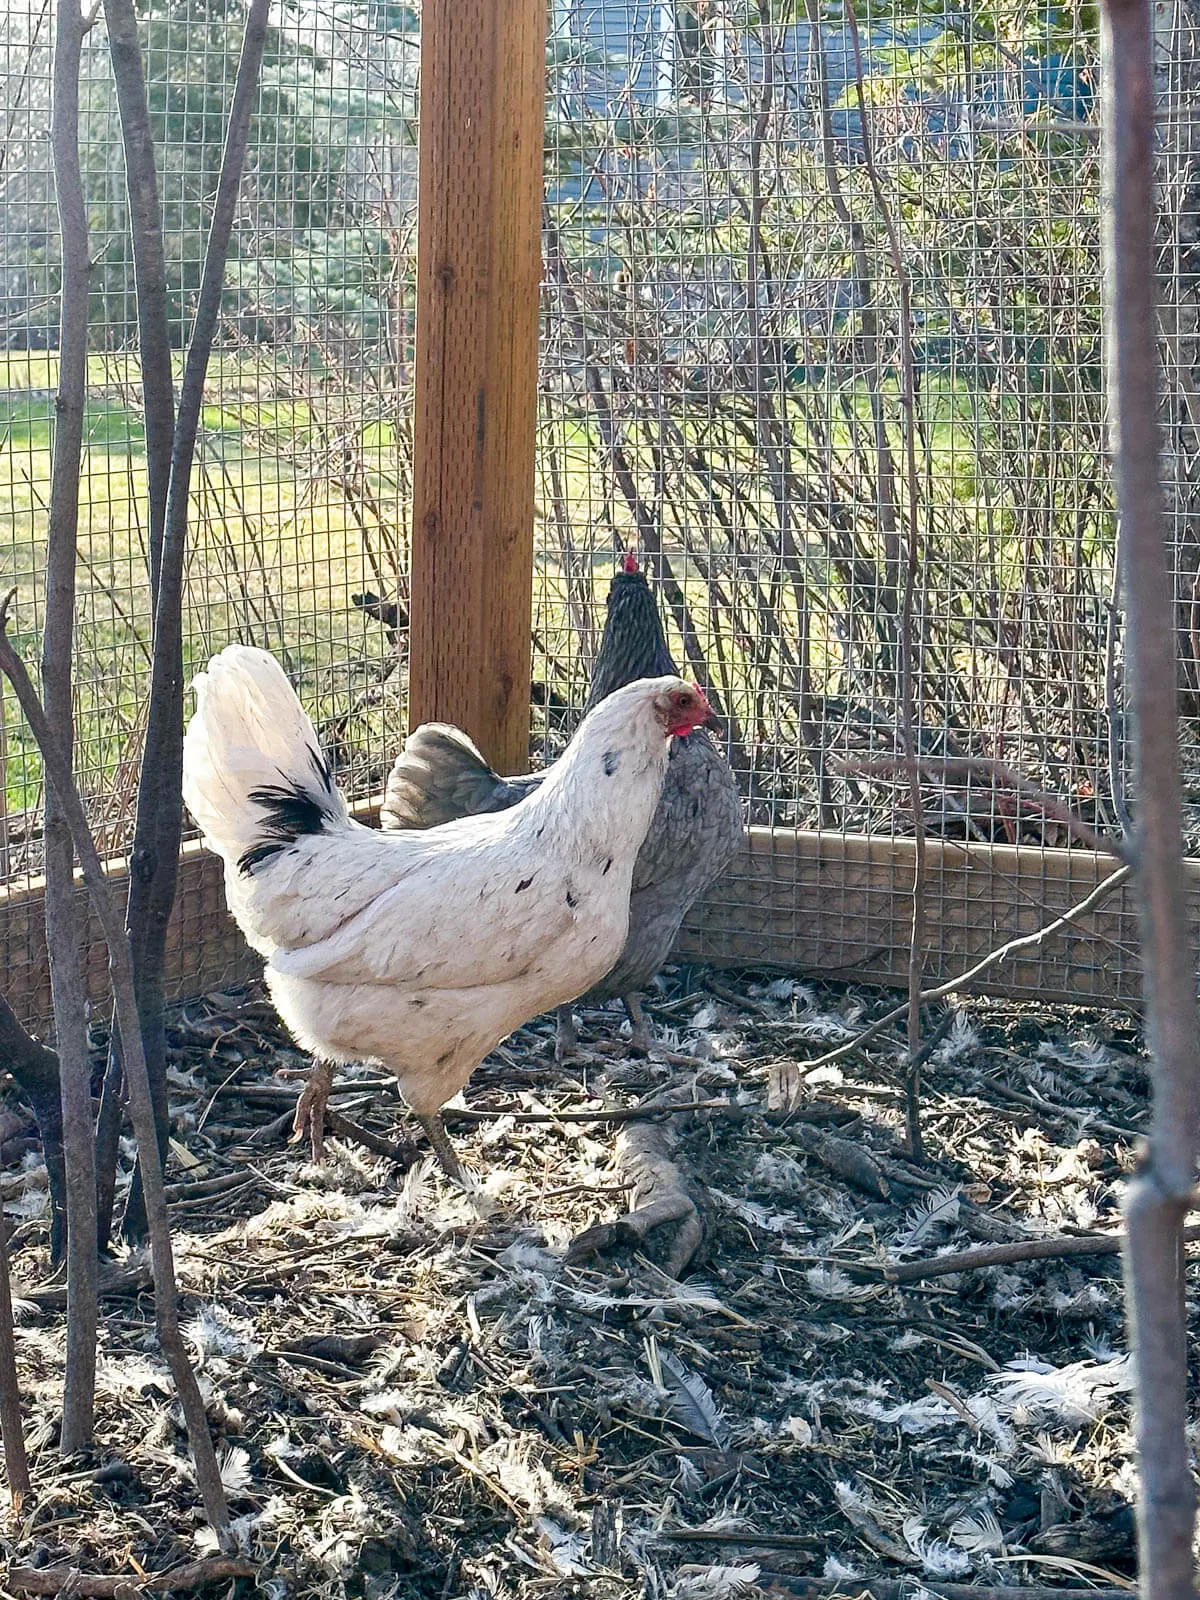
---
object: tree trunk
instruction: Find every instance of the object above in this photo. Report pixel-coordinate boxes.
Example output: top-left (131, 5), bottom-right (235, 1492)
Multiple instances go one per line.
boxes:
top-left (1154, 0), bottom-right (1200, 713)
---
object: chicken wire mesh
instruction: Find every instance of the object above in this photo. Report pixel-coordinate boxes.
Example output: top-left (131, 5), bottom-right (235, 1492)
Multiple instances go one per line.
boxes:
top-left (0, 0), bottom-right (1191, 1027)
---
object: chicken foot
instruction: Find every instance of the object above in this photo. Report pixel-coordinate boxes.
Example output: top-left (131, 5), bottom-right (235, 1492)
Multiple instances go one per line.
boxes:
top-left (621, 993), bottom-right (655, 1055)
top-left (567, 1086), bottom-right (705, 1277)
top-left (554, 993), bottom-right (655, 1063)
top-left (291, 1064), bottom-right (465, 1191)
top-left (291, 1058), bottom-right (335, 1161)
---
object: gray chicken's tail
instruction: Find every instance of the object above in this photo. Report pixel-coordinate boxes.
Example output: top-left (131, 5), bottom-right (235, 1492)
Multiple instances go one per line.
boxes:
top-left (382, 723), bottom-right (540, 831)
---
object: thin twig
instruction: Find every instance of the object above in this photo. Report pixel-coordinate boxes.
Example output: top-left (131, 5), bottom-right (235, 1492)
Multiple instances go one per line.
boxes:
top-left (445, 1099), bottom-right (737, 1126)
top-left (6, 1559), bottom-right (257, 1596)
top-left (758, 1578), bottom-right (1132, 1600)
top-left (0, 590), bottom-right (229, 1542)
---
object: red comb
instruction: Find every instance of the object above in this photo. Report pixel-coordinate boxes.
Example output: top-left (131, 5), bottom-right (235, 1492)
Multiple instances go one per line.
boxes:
top-left (622, 550), bottom-right (639, 574)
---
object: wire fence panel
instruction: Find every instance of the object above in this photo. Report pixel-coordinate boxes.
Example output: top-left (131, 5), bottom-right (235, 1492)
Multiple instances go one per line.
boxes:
top-left (0, 0), bottom-right (1187, 1025)
top-left (0, 1), bottom-right (418, 1020)
top-left (535, 0), bottom-right (1152, 999)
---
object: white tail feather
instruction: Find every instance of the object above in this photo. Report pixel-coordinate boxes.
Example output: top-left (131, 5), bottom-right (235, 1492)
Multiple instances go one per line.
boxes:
top-left (182, 645), bottom-right (349, 868)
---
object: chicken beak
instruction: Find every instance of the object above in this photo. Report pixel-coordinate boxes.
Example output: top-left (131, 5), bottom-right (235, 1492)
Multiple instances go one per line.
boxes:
top-left (701, 706), bottom-right (723, 734)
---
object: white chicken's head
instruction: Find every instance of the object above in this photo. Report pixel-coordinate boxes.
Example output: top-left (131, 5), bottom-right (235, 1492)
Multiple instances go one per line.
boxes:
top-left (653, 679), bottom-right (717, 737)
top-left (591, 674), bottom-right (716, 739)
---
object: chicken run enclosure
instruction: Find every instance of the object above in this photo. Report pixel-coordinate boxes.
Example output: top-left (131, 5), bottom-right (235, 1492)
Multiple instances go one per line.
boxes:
top-left (1, 0), bottom-right (1186, 1031)
top-left (5, 0), bottom-right (1200, 1596)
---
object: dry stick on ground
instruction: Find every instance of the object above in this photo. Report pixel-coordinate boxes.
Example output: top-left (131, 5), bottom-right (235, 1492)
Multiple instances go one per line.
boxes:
top-left (1102, 1), bottom-right (1200, 1594)
top-left (113, 0), bottom-right (272, 1248)
top-left (845, 0), bottom-right (929, 1161)
top-left (772, 863), bottom-right (1133, 1110)
top-left (44, 0), bottom-right (98, 1455)
top-left (0, 1208), bottom-right (31, 1512)
top-left (758, 1580), bottom-right (1131, 1600)
top-left (6, 1559), bottom-right (258, 1597)
top-left (0, 592), bottom-right (229, 1541)
top-left (879, 1224), bottom-right (1200, 1286)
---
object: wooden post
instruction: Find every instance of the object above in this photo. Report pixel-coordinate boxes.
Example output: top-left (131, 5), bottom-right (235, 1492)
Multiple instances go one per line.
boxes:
top-left (409, 0), bottom-right (544, 774)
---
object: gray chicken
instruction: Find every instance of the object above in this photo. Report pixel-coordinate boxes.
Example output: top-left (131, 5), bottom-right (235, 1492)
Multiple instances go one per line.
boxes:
top-left (382, 554), bottom-right (744, 1057)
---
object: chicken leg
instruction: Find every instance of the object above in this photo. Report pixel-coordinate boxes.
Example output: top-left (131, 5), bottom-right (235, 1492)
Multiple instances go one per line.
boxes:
top-left (292, 1061), bottom-right (467, 1192)
top-left (414, 1113), bottom-right (466, 1185)
top-left (622, 993), bottom-right (655, 1055)
top-left (553, 994), bottom-right (656, 1062)
top-left (292, 1058), bottom-right (335, 1161)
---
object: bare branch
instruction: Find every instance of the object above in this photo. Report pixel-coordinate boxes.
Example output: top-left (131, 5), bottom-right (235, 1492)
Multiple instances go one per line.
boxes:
top-left (6, 1559), bottom-right (257, 1597)
top-left (118, 0), bottom-right (272, 1246)
top-left (0, 1209), bottom-right (31, 1512)
top-left (0, 590), bottom-right (230, 1542)
top-left (1101, 0), bottom-right (1200, 1591)
top-left (881, 1224), bottom-right (1200, 1286)
top-left (46, 0), bottom-right (97, 1455)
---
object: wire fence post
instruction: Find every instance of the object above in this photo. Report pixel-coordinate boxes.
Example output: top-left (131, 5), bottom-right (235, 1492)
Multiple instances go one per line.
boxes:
top-left (408, 0), bottom-right (545, 773)
top-left (1102, 0), bottom-right (1200, 1594)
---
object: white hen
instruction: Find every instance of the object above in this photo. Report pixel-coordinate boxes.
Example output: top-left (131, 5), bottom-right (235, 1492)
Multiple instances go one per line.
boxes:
top-left (181, 646), bottom-right (713, 1176)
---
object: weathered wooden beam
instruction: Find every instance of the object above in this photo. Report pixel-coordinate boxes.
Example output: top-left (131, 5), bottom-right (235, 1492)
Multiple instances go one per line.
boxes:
top-left (408, 0), bottom-right (545, 773)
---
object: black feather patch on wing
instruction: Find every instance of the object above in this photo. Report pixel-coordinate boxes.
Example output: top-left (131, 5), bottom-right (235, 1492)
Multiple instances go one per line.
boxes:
top-left (239, 750), bottom-right (336, 873)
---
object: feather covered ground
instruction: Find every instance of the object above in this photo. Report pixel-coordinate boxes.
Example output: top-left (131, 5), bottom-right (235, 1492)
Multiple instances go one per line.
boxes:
top-left (1, 965), bottom-right (1188, 1600)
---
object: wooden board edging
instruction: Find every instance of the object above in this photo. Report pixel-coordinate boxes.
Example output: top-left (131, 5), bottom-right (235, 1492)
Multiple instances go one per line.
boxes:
top-left (0, 822), bottom-right (1166, 1037)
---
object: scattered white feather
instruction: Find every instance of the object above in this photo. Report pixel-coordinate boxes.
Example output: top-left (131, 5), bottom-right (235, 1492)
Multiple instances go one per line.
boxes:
top-left (895, 1187), bottom-right (962, 1254)
top-left (185, 1304), bottom-right (262, 1364)
top-left (857, 1393), bottom-right (958, 1436)
top-left (805, 1265), bottom-right (883, 1302)
top-left (964, 1395), bottom-right (1017, 1456)
top-left (534, 1515), bottom-right (593, 1576)
top-left (218, 1444), bottom-right (255, 1496)
top-left (478, 1437), bottom-right (573, 1517)
top-left (657, 1349), bottom-right (726, 1446)
top-left (932, 1012), bottom-right (980, 1066)
top-left (822, 1555), bottom-right (864, 1582)
top-left (96, 1354), bottom-right (171, 1400)
top-left (766, 977), bottom-right (801, 1001)
top-left (750, 1151), bottom-right (808, 1194)
top-left (710, 1189), bottom-right (801, 1235)
top-left (990, 1354), bottom-right (1133, 1425)
top-left (949, 1509), bottom-right (1005, 1553)
top-left (667, 1564), bottom-right (761, 1600)
top-left (902, 1517), bottom-right (973, 1577)
top-left (194, 1508), bottom-right (265, 1556)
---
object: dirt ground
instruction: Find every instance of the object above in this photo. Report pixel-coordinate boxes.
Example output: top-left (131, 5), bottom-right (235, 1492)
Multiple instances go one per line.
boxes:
top-left (1, 964), bottom-right (1180, 1600)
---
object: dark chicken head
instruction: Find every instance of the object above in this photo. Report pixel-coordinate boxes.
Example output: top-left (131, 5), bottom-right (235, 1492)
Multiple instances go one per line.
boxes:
top-left (585, 550), bottom-right (678, 713)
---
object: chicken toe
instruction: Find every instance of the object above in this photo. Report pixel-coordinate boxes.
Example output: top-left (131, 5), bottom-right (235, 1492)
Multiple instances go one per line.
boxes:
top-left (415, 1112), bottom-right (467, 1185)
top-left (291, 1058), bottom-right (334, 1161)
